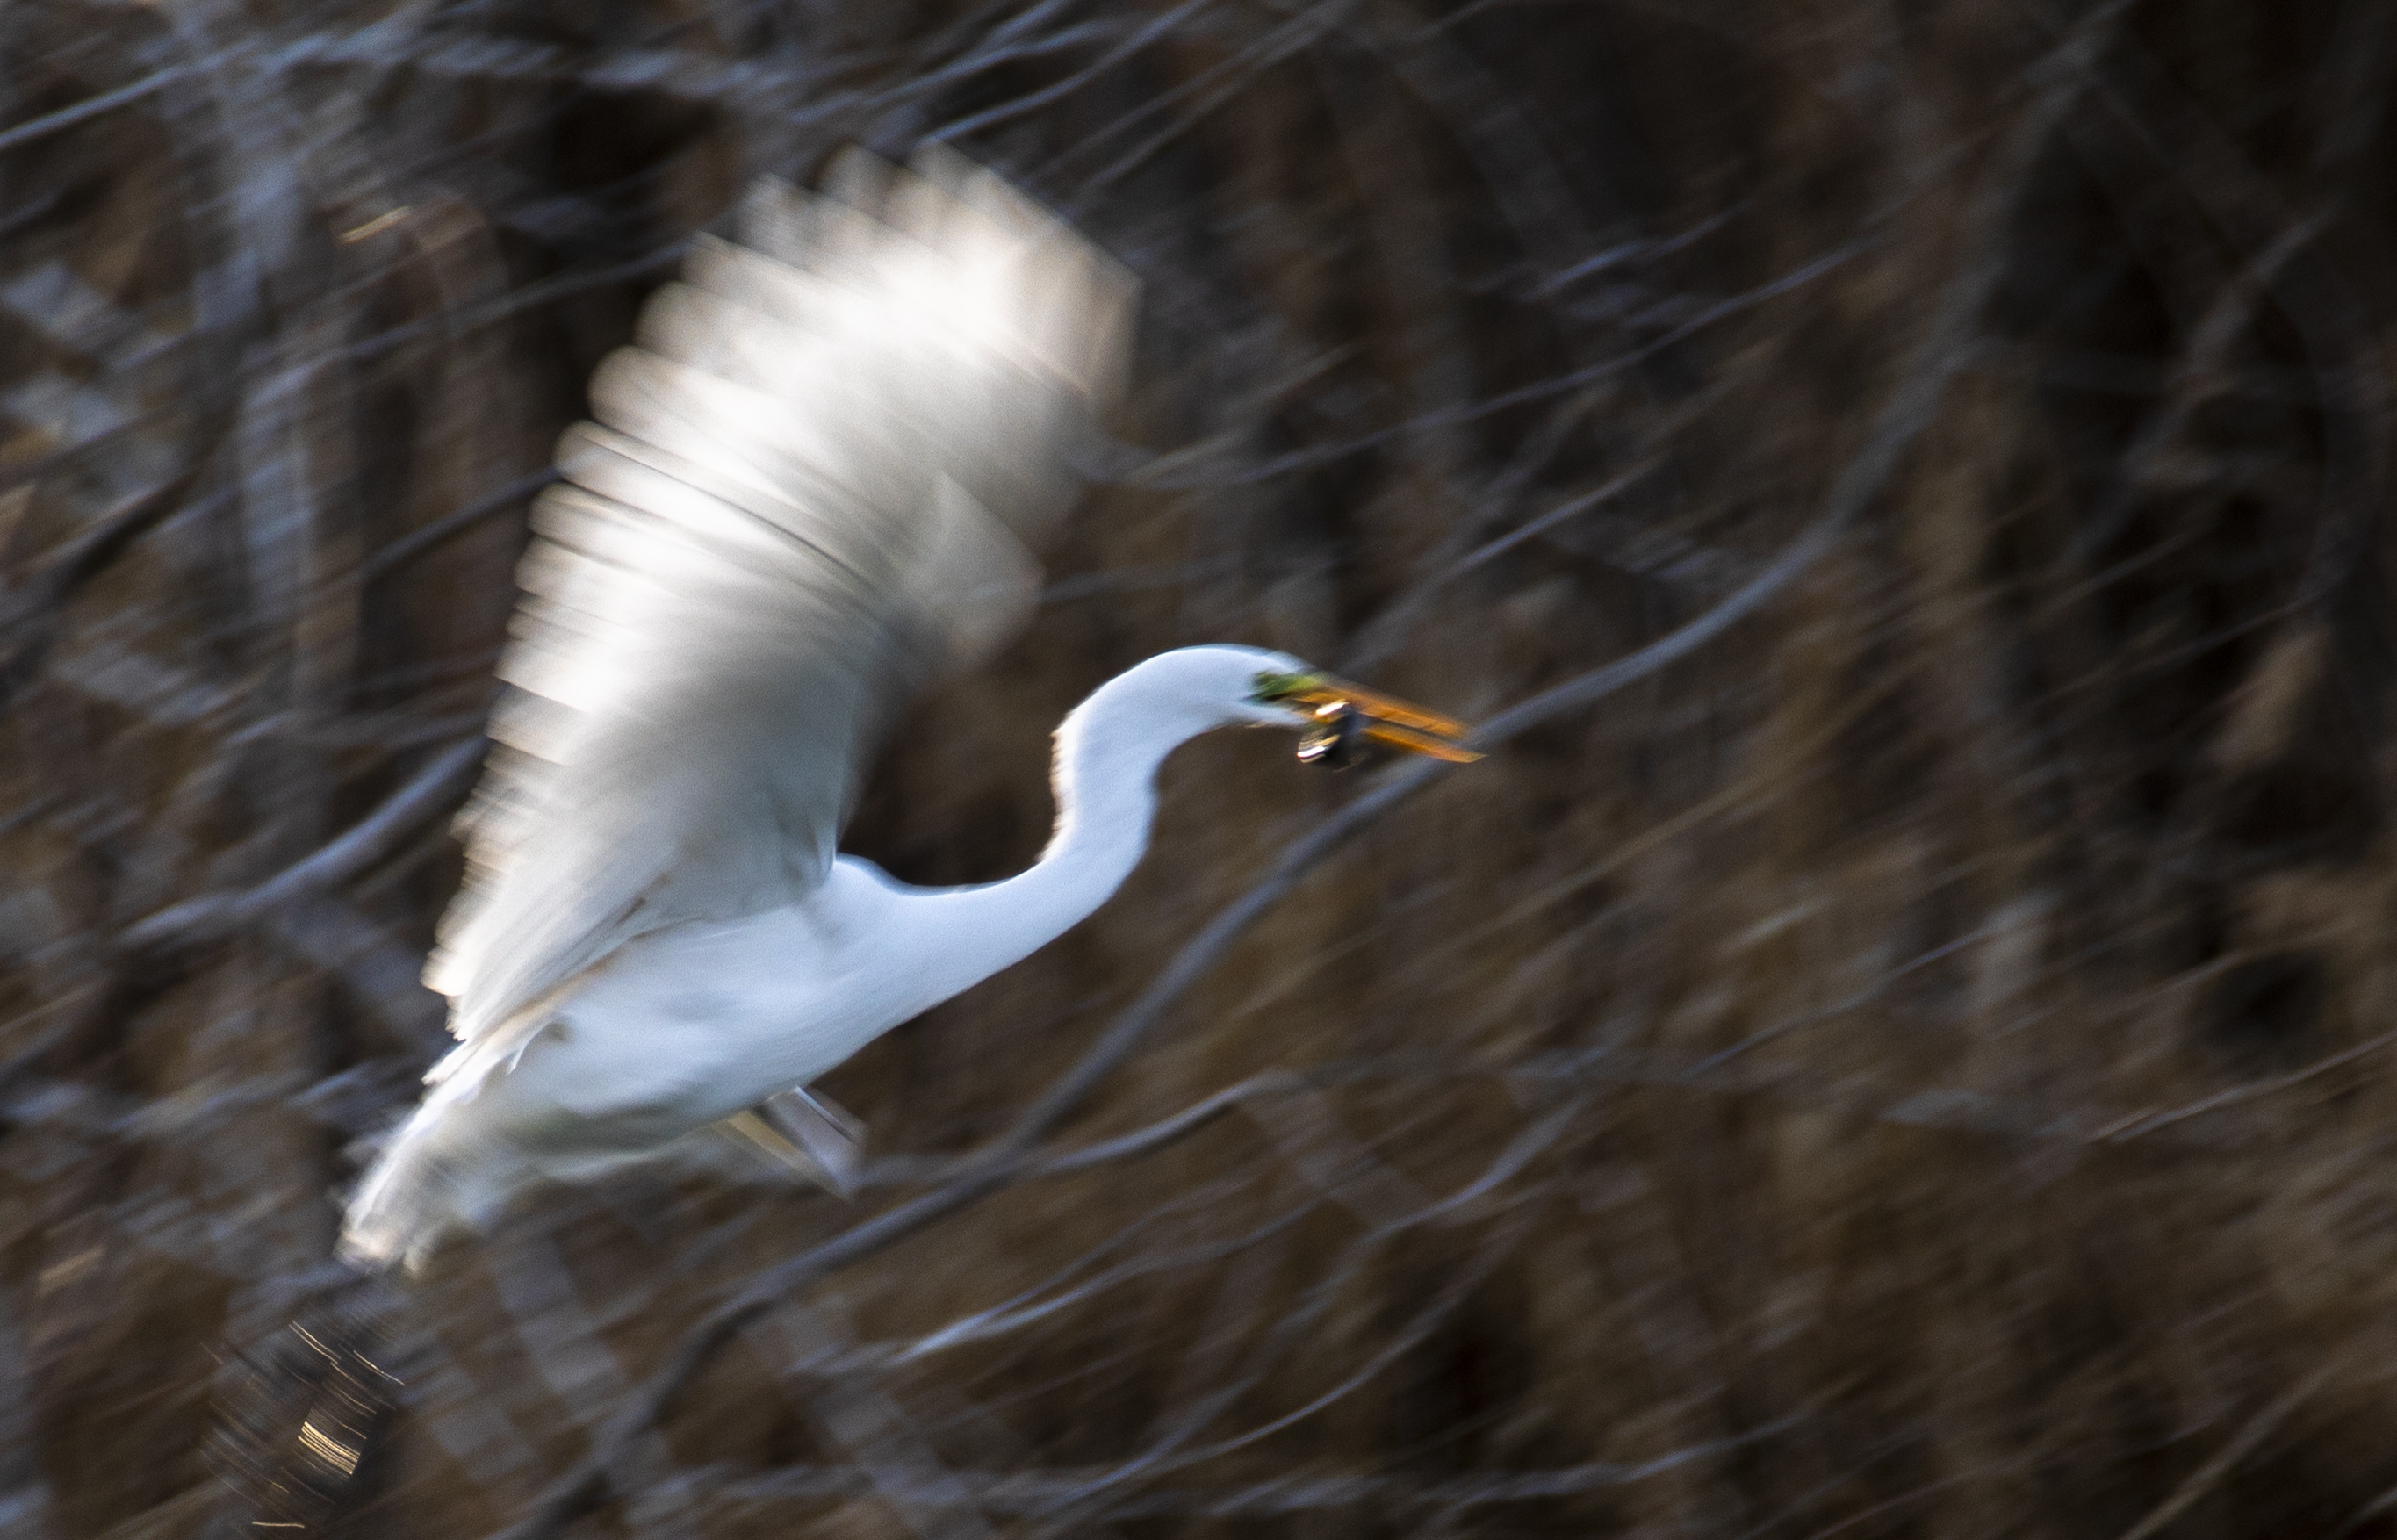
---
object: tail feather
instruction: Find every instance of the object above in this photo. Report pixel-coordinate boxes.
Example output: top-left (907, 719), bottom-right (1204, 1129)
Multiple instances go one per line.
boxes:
top-left (340, 1098), bottom-right (524, 1275)
top-left (338, 1128), bottom-right (452, 1275)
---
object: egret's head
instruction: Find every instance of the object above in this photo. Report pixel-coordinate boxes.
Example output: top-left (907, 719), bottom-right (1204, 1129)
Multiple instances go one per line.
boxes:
top-left (1127, 644), bottom-right (1480, 768)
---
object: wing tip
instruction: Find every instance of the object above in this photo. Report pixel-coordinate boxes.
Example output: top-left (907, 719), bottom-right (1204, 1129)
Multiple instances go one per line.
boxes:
top-left (726, 146), bottom-right (1139, 406)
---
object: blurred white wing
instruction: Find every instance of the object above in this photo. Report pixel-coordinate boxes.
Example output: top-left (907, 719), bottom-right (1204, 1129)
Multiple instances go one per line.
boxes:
top-left (428, 146), bottom-right (1135, 1055)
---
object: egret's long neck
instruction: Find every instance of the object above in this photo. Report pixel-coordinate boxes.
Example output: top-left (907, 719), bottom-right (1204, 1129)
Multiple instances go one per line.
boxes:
top-left (900, 674), bottom-right (1212, 1001)
top-left (1039, 687), bottom-right (1184, 906)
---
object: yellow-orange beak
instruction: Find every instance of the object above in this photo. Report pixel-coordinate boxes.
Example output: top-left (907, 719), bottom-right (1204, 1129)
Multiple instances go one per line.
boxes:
top-left (1281, 677), bottom-right (1482, 764)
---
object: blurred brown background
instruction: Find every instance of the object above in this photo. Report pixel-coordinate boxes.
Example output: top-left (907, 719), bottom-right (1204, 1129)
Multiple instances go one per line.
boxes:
top-left (5, 0), bottom-right (2397, 1535)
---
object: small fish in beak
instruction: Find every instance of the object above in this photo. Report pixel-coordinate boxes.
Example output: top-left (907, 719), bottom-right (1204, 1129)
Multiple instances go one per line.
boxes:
top-left (1278, 676), bottom-right (1482, 767)
top-left (1296, 702), bottom-right (1366, 767)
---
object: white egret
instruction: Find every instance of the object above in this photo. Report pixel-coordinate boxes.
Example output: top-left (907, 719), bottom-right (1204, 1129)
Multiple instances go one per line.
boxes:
top-left (335, 146), bottom-right (1479, 1277)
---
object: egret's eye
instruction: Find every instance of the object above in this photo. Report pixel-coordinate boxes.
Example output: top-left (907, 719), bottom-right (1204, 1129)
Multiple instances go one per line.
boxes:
top-left (1295, 702), bottom-right (1364, 769)
top-left (1249, 669), bottom-right (1324, 704)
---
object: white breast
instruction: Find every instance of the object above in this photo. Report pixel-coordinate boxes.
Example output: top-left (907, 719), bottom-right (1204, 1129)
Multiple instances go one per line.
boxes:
top-left (490, 858), bottom-right (915, 1133)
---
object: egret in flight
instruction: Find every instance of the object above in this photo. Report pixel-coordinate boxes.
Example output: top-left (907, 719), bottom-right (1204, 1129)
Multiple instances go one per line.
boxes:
top-left (336, 147), bottom-right (1479, 1276)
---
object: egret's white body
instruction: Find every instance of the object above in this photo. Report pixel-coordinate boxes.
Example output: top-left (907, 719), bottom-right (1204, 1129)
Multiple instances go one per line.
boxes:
top-left (344, 653), bottom-right (1293, 1267)
top-left (337, 150), bottom-right (1471, 1274)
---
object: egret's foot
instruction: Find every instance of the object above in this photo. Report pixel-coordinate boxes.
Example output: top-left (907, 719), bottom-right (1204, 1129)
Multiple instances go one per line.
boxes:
top-left (208, 1280), bottom-right (403, 1533)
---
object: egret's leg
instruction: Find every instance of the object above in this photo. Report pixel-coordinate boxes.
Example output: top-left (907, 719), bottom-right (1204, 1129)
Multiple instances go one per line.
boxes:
top-left (719, 1086), bottom-right (864, 1198)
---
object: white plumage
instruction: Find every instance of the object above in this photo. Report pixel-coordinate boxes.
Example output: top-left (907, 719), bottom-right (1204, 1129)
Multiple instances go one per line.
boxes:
top-left (339, 148), bottom-right (1473, 1274)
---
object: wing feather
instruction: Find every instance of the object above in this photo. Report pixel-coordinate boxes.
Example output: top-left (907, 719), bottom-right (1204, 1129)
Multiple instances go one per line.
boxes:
top-left (428, 147), bottom-right (1135, 1061)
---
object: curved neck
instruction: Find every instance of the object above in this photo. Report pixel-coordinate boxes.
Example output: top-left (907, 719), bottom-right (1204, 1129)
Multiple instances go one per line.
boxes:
top-left (892, 672), bottom-right (1217, 1004)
